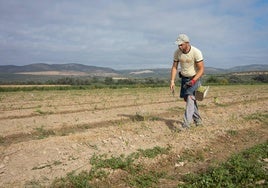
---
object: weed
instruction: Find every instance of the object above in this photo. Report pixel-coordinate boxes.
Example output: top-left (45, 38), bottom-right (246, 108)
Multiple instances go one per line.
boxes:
top-left (90, 153), bottom-right (140, 172)
top-left (0, 136), bottom-right (4, 144)
top-left (180, 141), bottom-right (268, 187)
top-left (179, 148), bottom-right (205, 163)
top-left (35, 109), bottom-right (53, 115)
top-left (128, 171), bottom-right (166, 188)
top-left (244, 113), bottom-right (268, 124)
top-left (68, 155), bottom-right (78, 161)
top-left (137, 146), bottom-right (171, 158)
top-left (124, 140), bottom-right (130, 147)
top-left (0, 95), bottom-right (3, 102)
top-left (133, 112), bottom-right (146, 121)
top-left (35, 126), bottom-right (55, 139)
top-left (24, 179), bottom-right (42, 188)
top-left (149, 116), bottom-right (161, 121)
top-left (52, 171), bottom-right (93, 188)
top-left (228, 113), bottom-right (239, 122)
top-left (226, 129), bottom-right (238, 136)
top-left (50, 146), bottom-right (171, 187)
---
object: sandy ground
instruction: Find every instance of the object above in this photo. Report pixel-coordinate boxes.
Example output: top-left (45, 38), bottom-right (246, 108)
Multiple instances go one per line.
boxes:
top-left (0, 85), bottom-right (267, 187)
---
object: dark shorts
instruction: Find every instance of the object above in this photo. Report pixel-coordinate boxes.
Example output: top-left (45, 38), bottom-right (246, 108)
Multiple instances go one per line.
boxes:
top-left (180, 77), bottom-right (200, 98)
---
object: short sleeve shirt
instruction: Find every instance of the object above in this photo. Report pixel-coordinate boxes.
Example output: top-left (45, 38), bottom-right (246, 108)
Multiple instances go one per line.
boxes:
top-left (173, 46), bottom-right (203, 77)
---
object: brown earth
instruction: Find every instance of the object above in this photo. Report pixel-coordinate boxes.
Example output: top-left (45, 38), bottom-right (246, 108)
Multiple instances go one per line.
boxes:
top-left (0, 85), bottom-right (267, 187)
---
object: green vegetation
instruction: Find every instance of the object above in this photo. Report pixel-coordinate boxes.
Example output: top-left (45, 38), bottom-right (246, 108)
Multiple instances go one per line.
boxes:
top-left (0, 71), bottom-right (267, 92)
top-left (244, 113), bottom-right (268, 125)
top-left (35, 108), bottom-right (53, 115)
top-left (179, 148), bottom-right (205, 163)
top-left (204, 73), bottom-right (268, 85)
top-left (48, 142), bottom-right (268, 187)
top-left (137, 146), bottom-right (170, 158)
top-left (35, 126), bottom-right (55, 139)
top-left (180, 141), bottom-right (268, 188)
top-left (51, 146), bottom-right (171, 187)
top-left (0, 136), bottom-right (4, 144)
top-left (226, 129), bottom-right (238, 136)
top-left (0, 76), bottom-right (167, 90)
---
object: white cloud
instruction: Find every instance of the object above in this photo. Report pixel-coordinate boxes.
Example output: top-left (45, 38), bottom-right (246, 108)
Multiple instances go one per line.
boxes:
top-left (0, 0), bottom-right (267, 69)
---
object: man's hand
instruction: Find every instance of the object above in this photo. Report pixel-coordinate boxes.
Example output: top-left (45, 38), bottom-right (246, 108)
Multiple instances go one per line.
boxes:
top-left (184, 79), bottom-right (196, 88)
top-left (170, 80), bottom-right (175, 92)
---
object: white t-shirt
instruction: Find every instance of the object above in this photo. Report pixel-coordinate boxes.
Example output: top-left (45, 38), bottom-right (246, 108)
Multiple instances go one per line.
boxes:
top-left (173, 45), bottom-right (203, 77)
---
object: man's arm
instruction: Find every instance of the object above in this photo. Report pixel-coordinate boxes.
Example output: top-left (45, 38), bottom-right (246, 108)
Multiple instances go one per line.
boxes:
top-left (184, 61), bottom-right (204, 87)
top-left (192, 60), bottom-right (204, 81)
top-left (170, 61), bottom-right (179, 90)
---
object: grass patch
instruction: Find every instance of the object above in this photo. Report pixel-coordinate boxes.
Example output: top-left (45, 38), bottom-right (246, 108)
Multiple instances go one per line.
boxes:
top-left (179, 141), bottom-right (268, 187)
top-left (244, 112), bottom-right (268, 124)
top-left (178, 148), bottom-right (205, 163)
top-left (0, 136), bottom-right (4, 144)
top-left (35, 108), bottom-right (53, 115)
top-left (137, 146), bottom-right (171, 158)
top-left (226, 129), bottom-right (238, 136)
top-left (26, 142), bottom-right (268, 187)
top-left (51, 146), bottom-right (171, 187)
top-left (128, 171), bottom-right (166, 188)
top-left (90, 153), bottom-right (139, 172)
top-left (35, 126), bottom-right (55, 139)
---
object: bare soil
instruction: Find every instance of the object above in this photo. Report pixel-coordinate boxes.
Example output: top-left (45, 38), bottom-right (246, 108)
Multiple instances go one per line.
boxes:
top-left (0, 85), bottom-right (267, 187)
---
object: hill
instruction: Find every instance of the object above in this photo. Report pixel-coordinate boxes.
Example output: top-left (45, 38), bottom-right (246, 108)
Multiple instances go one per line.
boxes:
top-left (1, 63), bottom-right (267, 74)
top-left (229, 64), bottom-right (268, 72)
top-left (0, 63), bottom-right (118, 76)
top-left (119, 64), bottom-right (268, 78)
top-left (0, 63), bottom-right (267, 82)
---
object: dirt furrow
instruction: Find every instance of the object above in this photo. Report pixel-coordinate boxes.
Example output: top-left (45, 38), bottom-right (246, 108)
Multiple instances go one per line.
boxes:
top-left (0, 99), bottom-right (175, 120)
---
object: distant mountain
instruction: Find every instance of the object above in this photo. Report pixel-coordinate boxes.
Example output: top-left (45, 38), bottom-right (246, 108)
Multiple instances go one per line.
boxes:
top-left (205, 67), bottom-right (227, 74)
top-left (227, 64), bottom-right (268, 72)
top-left (0, 63), bottom-right (267, 78)
top-left (119, 64), bottom-right (268, 77)
top-left (0, 63), bottom-right (117, 74)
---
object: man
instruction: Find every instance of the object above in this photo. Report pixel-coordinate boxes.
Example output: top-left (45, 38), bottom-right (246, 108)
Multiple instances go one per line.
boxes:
top-left (170, 34), bottom-right (204, 129)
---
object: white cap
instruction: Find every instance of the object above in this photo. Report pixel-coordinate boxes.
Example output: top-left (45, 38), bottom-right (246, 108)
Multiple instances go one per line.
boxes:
top-left (175, 34), bottom-right (190, 45)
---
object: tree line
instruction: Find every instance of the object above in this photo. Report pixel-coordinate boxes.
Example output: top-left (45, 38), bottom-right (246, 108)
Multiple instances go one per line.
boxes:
top-left (0, 73), bottom-right (267, 87)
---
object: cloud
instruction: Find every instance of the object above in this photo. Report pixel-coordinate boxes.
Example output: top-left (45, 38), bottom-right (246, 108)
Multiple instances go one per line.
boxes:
top-left (0, 0), bottom-right (267, 69)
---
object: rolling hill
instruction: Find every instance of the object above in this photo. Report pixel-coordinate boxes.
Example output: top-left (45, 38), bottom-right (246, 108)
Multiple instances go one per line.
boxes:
top-left (0, 63), bottom-right (267, 81)
top-left (1, 63), bottom-right (267, 74)
top-left (0, 63), bottom-right (118, 74)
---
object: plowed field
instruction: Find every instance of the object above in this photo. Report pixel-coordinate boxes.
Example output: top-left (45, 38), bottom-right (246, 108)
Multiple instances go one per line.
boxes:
top-left (0, 85), bottom-right (267, 187)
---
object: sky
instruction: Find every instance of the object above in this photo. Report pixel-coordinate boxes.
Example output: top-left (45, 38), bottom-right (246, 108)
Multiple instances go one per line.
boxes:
top-left (0, 0), bottom-right (268, 70)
